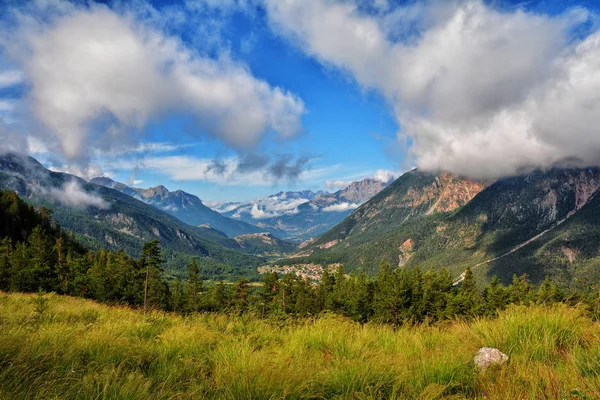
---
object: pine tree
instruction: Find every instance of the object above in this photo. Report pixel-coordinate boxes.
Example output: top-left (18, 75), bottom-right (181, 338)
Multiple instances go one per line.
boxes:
top-left (349, 271), bottom-right (372, 322)
top-left (171, 277), bottom-right (184, 312)
top-left (9, 242), bottom-right (32, 292)
top-left (317, 268), bottom-right (335, 311)
top-left (422, 269), bottom-right (452, 321)
top-left (28, 226), bottom-right (57, 291)
top-left (447, 267), bottom-right (479, 317)
top-left (140, 240), bottom-right (168, 311)
top-left (184, 259), bottom-right (203, 312)
top-left (331, 266), bottom-right (348, 314)
top-left (483, 276), bottom-right (508, 315)
top-left (210, 281), bottom-right (230, 311)
top-left (54, 237), bottom-right (69, 294)
top-left (258, 272), bottom-right (279, 317)
top-left (373, 262), bottom-right (402, 324)
top-left (232, 279), bottom-right (250, 314)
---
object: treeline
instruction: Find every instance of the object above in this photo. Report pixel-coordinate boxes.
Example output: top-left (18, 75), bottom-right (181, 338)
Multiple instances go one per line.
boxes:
top-left (243, 265), bottom-right (584, 324)
top-left (1, 189), bottom-right (599, 323)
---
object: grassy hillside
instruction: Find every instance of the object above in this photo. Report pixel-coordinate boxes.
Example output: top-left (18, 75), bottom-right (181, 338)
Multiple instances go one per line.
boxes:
top-left (1, 292), bottom-right (600, 399)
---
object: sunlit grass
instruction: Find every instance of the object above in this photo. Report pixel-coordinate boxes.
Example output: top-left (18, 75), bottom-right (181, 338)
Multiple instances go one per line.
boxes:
top-left (0, 291), bottom-right (599, 399)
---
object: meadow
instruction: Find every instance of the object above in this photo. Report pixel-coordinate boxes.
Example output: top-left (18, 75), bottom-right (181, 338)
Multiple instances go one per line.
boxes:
top-left (1, 292), bottom-right (599, 399)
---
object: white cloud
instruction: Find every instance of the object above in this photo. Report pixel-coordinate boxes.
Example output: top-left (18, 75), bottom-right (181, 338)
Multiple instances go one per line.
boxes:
top-left (49, 164), bottom-right (110, 181)
top-left (2, 3), bottom-right (304, 159)
top-left (205, 201), bottom-right (241, 213)
top-left (322, 202), bottom-right (359, 212)
top-left (265, 0), bottom-right (600, 178)
top-left (372, 169), bottom-right (395, 183)
top-left (0, 70), bottom-right (23, 88)
top-left (34, 180), bottom-right (109, 209)
top-left (133, 179), bottom-right (144, 185)
top-left (232, 195), bottom-right (310, 219)
top-left (0, 100), bottom-right (16, 112)
top-left (324, 169), bottom-right (396, 191)
top-left (324, 180), bottom-right (351, 191)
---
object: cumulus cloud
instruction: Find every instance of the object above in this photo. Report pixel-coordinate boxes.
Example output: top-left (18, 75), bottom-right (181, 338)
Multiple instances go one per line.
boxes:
top-left (2, 3), bottom-right (304, 160)
top-left (322, 202), bottom-right (359, 212)
top-left (49, 164), bottom-right (110, 181)
top-left (34, 180), bottom-right (109, 209)
top-left (229, 191), bottom-right (316, 219)
top-left (265, 0), bottom-right (600, 178)
top-left (241, 197), bottom-right (308, 219)
top-left (372, 169), bottom-right (395, 183)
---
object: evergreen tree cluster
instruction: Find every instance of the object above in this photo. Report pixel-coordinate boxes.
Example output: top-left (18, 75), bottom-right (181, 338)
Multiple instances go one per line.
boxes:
top-left (230, 263), bottom-right (580, 324)
top-left (0, 190), bottom-right (170, 309)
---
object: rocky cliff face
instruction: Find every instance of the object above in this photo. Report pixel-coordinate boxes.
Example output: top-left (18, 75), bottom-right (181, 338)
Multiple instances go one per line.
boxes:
top-left (311, 170), bottom-right (486, 246)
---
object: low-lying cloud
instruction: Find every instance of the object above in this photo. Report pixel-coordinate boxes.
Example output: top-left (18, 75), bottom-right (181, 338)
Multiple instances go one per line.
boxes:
top-left (322, 202), bottom-right (358, 212)
top-left (34, 180), bottom-right (109, 209)
top-left (265, 0), bottom-right (600, 179)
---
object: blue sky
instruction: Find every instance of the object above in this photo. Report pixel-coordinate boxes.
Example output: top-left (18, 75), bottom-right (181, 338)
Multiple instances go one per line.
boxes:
top-left (1, 0), bottom-right (600, 202)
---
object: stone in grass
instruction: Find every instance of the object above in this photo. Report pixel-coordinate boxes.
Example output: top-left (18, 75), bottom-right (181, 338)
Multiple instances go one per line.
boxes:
top-left (474, 347), bottom-right (509, 371)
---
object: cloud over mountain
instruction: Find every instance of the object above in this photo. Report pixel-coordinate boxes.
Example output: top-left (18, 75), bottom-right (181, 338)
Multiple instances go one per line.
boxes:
top-left (265, 0), bottom-right (600, 178)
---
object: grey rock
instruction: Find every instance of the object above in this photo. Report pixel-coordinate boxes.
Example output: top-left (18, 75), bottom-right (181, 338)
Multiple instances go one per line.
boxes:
top-left (474, 347), bottom-right (508, 371)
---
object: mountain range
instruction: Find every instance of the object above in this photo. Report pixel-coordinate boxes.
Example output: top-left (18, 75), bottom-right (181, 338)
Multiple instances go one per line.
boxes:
top-left (287, 167), bottom-right (600, 287)
top-left (5, 150), bottom-right (600, 288)
top-left (89, 177), bottom-right (266, 238)
top-left (221, 178), bottom-right (390, 241)
top-left (0, 152), bottom-right (265, 279)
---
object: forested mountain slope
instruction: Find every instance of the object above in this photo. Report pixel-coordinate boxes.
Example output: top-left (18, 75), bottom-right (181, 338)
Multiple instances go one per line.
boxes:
top-left (0, 152), bottom-right (263, 277)
top-left (288, 168), bottom-right (600, 287)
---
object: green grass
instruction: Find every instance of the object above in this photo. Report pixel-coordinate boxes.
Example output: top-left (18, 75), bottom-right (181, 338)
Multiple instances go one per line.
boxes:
top-left (1, 292), bottom-right (600, 399)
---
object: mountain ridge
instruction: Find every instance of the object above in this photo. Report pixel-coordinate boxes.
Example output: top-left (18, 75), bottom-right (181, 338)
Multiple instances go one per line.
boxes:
top-left (288, 167), bottom-right (600, 287)
top-left (222, 178), bottom-right (391, 241)
top-left (90, 177), bottom-right (268, 238)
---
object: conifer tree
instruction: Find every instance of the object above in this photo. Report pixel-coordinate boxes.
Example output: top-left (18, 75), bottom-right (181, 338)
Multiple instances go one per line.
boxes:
top-left (210, 280), bottom-right (230, 311)
top-left (232, 279), bottom-right (250, 314)
top-left (258, 272), bottom-right (279, 317)
top-left (483, 276), bottom-right (508, 315)
top-left (55, 236), bottom-right (69, 294)
top-left (171, 277), bottom-right (184, 312)
top-left (184, 259), bottom-right (203, 312)
top-left (317, 269), bottom-right (335, 310)
top-left (140, 240), bottom-right (168, 311)
top-left (9, 242), bottom-right (32, 292)
top-left (349, 271), bottom-right (372, 322)
top-left (28, 226), bottom-right (57, 291)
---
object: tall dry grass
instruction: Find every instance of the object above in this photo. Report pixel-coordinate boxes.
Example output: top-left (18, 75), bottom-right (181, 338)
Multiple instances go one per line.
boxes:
top-left (0, 291), bottom-right (598, 399)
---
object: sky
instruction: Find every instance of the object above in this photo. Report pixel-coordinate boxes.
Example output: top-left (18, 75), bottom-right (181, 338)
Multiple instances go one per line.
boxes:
top-left (1, 0), bottom-right (600, 202)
